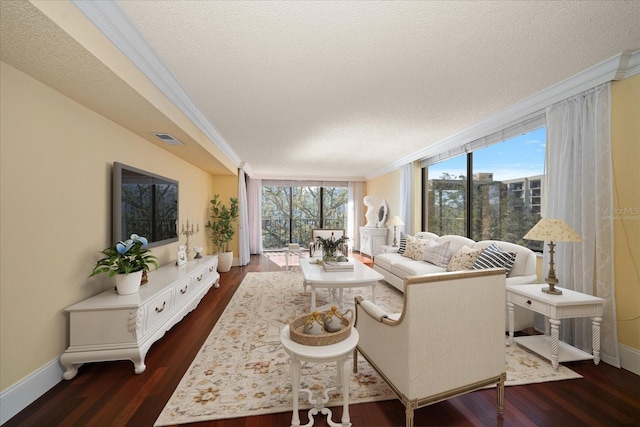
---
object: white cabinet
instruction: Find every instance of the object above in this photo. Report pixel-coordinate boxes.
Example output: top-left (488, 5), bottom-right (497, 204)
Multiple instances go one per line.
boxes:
top-left (359, 227), bottom-right (387, 258)
top-left (60, 256), bottom-right (219, 379)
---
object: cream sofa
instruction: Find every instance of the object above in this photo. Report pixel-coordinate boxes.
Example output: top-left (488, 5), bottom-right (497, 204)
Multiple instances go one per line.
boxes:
top-left (373, 232), bottom-right (537, 331)
top-left (354, 269), bottom-right (507, 427)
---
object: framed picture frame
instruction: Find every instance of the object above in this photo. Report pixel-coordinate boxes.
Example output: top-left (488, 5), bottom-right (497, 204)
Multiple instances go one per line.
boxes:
top-left (176, 245), bottom-right (187, 266)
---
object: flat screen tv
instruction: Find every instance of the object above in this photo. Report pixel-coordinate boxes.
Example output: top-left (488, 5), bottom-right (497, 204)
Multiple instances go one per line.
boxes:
top-left (113, 162), bottom-right (179, 248)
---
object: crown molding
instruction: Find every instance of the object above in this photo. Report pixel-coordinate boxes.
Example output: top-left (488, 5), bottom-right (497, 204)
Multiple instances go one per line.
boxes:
top-left (71, 0), bottom-right (243, 169)
top-left (366, 49), bottom-right (640, 181)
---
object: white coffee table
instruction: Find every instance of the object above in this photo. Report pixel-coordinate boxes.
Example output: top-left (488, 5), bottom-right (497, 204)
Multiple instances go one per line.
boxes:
top-left (299, 257), bottom-right (384, 310)
top-left (506, 284), bottom-right (605, 370)
top-left (280, 325), bottom-right (359, 427)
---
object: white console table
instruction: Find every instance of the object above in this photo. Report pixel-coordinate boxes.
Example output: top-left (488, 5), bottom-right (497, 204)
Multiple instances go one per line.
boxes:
top-left (60, 255), bottom-right (219, 379)
top-left (359, 227), bottom-right (387, 258)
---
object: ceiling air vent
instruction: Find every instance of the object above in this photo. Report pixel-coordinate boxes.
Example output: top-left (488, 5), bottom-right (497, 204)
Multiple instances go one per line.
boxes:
top-left (152, 132), bottom-right (184, 146)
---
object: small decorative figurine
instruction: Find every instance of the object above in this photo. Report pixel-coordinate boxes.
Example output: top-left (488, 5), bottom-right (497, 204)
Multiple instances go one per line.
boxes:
top-left (323, 306), bottom-right (346, 332)
top-left (304, 311), bottom-right (325, 335)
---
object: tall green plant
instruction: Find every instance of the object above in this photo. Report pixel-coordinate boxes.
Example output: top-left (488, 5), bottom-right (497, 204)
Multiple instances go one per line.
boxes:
top-left (206, 194), bottom-right (239, 253)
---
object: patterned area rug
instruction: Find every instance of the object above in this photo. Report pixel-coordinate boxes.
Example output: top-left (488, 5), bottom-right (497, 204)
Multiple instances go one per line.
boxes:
top-left (155, 272), bottom-right (582, 426)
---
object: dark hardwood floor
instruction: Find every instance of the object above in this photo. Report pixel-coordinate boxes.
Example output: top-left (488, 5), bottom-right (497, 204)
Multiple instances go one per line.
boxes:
top-left (6, 254), bottom-right (640, 427)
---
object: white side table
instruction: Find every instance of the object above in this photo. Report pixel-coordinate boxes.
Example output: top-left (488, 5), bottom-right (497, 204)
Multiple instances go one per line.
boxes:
top-left (506, 284), bottom-right (605, 370)
top-left (283, 246), bottom-right (302, 270)
top-left (280, 325), bottom-right (359, 427)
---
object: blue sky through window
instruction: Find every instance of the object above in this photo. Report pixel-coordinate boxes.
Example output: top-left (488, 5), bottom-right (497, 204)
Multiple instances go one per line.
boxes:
top-left (429, 127), bottom-right (546, 181)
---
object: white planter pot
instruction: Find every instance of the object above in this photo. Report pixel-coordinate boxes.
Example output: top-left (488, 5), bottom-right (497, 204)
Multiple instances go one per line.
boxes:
top-left (114, 270), bottom-right (143, 295)
top-left (217, 251), bottom-right (233, 272)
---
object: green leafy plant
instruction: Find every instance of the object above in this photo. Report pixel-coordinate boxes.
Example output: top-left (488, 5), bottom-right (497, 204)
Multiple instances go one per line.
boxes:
top-left (206, 195), bottom-right (239, 253)
top-left (90, 234), bottom-right (158, 278)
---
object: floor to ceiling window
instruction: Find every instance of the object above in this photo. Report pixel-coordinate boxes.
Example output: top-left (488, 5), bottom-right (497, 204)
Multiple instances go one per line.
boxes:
top-left (425, 127), bottom-right (546, 251)
top-left (261, 181), bottom-right (348, 250)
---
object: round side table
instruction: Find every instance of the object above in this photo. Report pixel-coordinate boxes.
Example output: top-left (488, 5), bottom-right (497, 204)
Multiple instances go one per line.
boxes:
top-left (280, 325), bottom-right (359, 427)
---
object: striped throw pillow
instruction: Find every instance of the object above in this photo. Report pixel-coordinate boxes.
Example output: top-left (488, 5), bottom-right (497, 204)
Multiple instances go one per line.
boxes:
top-left (472, 242), bottom-right (516, 274)
top-left (397, 233), bottom-right (408, 255)
top-left (422, 241), bottom-right (452, 267)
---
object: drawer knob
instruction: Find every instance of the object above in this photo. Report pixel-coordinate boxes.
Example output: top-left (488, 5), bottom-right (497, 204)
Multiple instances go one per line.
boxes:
top-left (155, 301), bottom-right (166, 313)
top-left (526, 300), bottom-right (532, 306)
top-left (180, 286), bottom-right (188, 294)
top-left (197, 274), bottom-right (203, 281)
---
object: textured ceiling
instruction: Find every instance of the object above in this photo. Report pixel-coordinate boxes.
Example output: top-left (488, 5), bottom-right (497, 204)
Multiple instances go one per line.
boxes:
top-left (2, 1), bottom-right (640, 180)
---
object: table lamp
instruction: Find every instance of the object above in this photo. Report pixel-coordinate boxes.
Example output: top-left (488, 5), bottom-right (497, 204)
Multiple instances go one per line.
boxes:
top-left (386, 216), bottom-right (405, 247)
top-left (523, 218), bottom-right (582, 295)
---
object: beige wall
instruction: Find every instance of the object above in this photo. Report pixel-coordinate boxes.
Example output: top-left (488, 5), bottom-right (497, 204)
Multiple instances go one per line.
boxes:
top-left (611, 74), bottom-right (640, 351)
top-left (365, 169), bottom-right (401, 243)
top-left (0, 62), bottom-right (234, 391)
top-left (365, 162), bottom-right (422, 240)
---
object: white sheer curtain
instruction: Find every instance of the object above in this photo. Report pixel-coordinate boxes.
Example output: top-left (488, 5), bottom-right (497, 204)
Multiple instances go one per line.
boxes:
top-left (246, 175), bottom-right (263, 254)
top-left (237, 167), bottom-right (250, 266)
top-left (400, 163), bottom-right (414, 235)
top-left (348, 181), bottom-right (365, 251)
top-left (545, 82), bottom-right (620, 368)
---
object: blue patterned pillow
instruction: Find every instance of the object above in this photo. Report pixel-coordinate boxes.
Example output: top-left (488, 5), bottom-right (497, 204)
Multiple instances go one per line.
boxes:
top-left (472, 242), bottom-right (516, 274)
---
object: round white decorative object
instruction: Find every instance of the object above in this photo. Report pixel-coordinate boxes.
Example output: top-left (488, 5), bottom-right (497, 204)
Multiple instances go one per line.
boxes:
top-left (377, 199), bottom-right (388, 228)
top-left (114, 270), bottom-right (143, 295)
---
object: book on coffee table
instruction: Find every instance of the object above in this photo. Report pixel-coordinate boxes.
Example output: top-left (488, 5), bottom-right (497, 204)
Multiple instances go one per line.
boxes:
top-left (323, 260), bottom-right (355, 271)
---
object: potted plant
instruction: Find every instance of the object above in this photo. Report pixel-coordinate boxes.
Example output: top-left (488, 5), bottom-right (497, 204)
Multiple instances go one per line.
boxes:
top-left (205, 194), bottom-right (239, 272)
top-left (315, 233), bottom-right (349, 262)
top-left (90, 234), bottom-right (159, 295)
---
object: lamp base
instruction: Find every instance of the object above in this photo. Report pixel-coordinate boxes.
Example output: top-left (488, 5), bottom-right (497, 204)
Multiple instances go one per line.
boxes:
top-left (542, 285), bottom-right (562, 295)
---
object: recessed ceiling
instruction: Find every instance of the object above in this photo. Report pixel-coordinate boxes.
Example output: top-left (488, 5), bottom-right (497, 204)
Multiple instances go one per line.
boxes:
top-left (2, 1), bottom-right (640, 180)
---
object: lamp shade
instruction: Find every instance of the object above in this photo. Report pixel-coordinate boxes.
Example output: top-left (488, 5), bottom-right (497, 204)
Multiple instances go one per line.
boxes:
top-left (386, 216), bottom-right (405, 226)
top-left (523, 218), bottom-right (582, 242)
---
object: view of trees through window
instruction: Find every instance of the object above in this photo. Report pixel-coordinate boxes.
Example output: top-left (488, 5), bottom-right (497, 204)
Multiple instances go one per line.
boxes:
top-left (425, 128), bottom-right (546, 251)
top-left (261, 183), bottom-right (348, 249)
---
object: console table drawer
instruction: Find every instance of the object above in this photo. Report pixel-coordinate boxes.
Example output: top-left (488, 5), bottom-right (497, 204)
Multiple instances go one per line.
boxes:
top-left (511, 293), bottom-right (549, 316)
top-left (145, 289), bottom-right (174, 332)
top-left (174, 276), bottom-right (193, 306)
top-left (192, 267), bottom-right (207, 288)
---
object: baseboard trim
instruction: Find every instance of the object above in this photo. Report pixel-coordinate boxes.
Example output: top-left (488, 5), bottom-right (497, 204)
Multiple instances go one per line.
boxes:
top-left (619, 343), bottom-right (640, 376)
top-left (0, 357), bottom-right (64, 425)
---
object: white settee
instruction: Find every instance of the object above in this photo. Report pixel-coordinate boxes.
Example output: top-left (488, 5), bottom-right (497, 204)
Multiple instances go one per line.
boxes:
top-left (373, 232), bottom-right (537, 331)
top-left (354, 269), bottom-right (507, 427)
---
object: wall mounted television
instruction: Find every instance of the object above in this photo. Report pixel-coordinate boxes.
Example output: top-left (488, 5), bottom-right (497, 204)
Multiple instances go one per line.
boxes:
top-left (113, 162), bottom-right (179, 248)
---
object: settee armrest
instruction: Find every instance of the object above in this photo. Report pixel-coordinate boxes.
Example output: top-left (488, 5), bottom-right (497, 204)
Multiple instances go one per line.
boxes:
top-left (355, 296), bottom-right (398, 325)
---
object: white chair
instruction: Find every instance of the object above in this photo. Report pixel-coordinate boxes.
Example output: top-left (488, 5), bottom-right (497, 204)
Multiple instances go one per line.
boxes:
top-left (353, 269), bottom-right (507, 427)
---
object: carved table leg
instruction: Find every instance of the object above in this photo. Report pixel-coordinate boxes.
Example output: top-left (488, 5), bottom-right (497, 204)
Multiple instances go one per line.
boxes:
top-left (592, 316), bottom-right (602, 365)
top-left (290, 359), bottom-right (301, 427)
top-left (507, 301), bottom-right (515, 344)
top-left (549, 318), bottom-right (561, 370)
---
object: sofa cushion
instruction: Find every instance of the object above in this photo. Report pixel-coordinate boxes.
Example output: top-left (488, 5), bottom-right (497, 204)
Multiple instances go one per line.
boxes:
top-left (422, 240), bottom-right (452, 267)
top-left (392, 260), bottom-right (446, 279)
top-left (373, 252), bottom-right (406, 271)
top-left (472, 242), bottom-right (516, 273)
top-left (402, 235), bottom-right (431, 260)
top-left (446, 245), bottom-right (484, 272)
